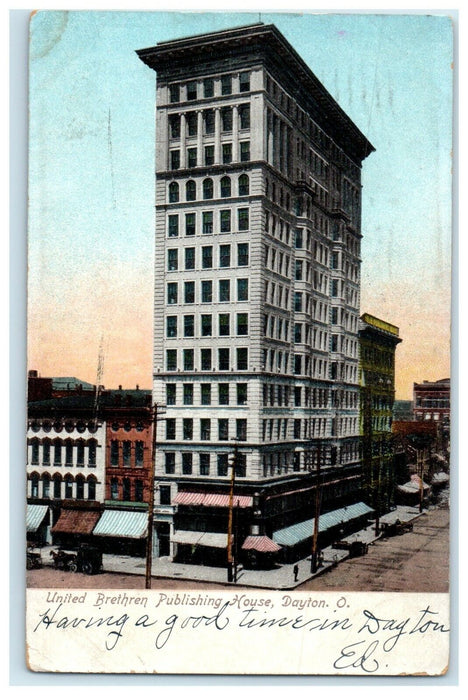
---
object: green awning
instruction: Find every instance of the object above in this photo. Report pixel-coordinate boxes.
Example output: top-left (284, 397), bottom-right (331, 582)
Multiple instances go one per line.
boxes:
top-left (273, 502), bottom-right (374, 547)
top-left (93, 510), bottom-right (148, 539)
top-left (26, 504), bottom-right (49, 533)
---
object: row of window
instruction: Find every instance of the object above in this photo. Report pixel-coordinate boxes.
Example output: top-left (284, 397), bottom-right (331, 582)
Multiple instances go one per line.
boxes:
top-left (165, 279), bottom-right (249, 308)
top-left (168, 72), bottom-right (250, 104)
top-left (109, 477), bottom-right (145, 502)
top-left (169, 141), bottom-right (250, 170)
top-left (166, 245), bottom-right (249, 275)
top-left (163, 451), bottom-right (247, 478)
top-left (169, 104), bottom-right (250, 139)
top-left (166, 347), bottom-right (248, 372)
top-left (109, 440), bottom-right (145, 467)
top-left (29, 420), bottom-right (98, 434)
top-left (29, 439), bottom-right (97, 467)
top-left (168, 175), bottom-right (249, 203)
top-left (166, 311), bottom-right (248, 338)
top-left (164, 417), bottom-right (247, 442)
top-left (167, 209), bottom-right (250, 236)
top-left (166, 382), bottom-right (248, 407)
top-left (28, 472), bottom-right (97, 500)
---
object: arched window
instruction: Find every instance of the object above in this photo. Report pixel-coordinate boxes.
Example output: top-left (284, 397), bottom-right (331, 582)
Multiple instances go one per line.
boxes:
top-left (65, 439), bottom-right (73, 466)
top-left (53, 474), bottom-right (62, 499)
top-left (169, 182), bottom-right (179, 203)
top-left (186, 180), bottom-right (196, 201)
top-left (64, 474), bottom-right (73, 499)
top-left (53, 439), bottom-right (62, 466)
top-left (87, 476), bottom-right (96, 501)
top-left (42, 439), bottom-right (51, 465)
top-left (76, 475), bottom-right (85, 500)
top-left (111, 478), bottom-right (119, 500)
top-left (220, 176), bottom-right (231, 198)
top-left (203, 178), bottom-right (213, 199)
top-left (30, 472), bottom-right (39, 498)
top-left (42, 473), bottom-right (50, 499)
top-left (123, 478), bottom-right (131, 501)
top-left (30, 438), bottom-right (39, 465)
top-left (76, 440), bottom-right (85, 466)
top-left (88, 439), bottom-right (97, 467)
top-left (238, 174), bottom-right (249, 196)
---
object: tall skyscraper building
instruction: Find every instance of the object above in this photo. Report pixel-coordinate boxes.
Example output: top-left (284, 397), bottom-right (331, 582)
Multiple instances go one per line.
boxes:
top-left (137, 23), bottom-right (375, 567)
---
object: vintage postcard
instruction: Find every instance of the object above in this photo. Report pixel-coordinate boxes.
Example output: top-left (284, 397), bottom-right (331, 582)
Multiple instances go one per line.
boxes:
top-left (25, 10), bottom-right (453, 675)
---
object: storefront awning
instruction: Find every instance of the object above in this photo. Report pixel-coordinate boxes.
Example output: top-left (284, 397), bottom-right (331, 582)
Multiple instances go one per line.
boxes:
top-left (93, 510), bottom-right (148, 538)
top-left (273, 502), bottom-right (374, 547)
top-left (172, 530), bottom-right (231, 549)
top-left (27, 504), bottom-right (49, 533)
top-left (242, 535), bottom-right (282, 553)
top-left (174, 491), bottom-right (253, 508)
top-left (51, 508), bottom-right (100, 535)
top-left (397, 480), bottom-right (431, 494)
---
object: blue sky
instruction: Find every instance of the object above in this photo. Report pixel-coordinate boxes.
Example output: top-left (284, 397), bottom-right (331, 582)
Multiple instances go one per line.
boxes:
top-left (27, 10), bottom-right (453, 398)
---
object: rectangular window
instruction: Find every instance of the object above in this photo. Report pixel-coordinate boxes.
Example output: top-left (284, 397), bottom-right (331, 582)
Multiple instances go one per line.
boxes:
top-left (183, 348), bottom-right (194, 370)
top-left (235, 453), bottom-right (247, 478)
top-left (294, 387), bottom-right (302, 407)
top-left (294, 354), bottom-right (302, 375)
top-left (237, 347), bottom-right (248, 370)
top-left (184, 281), bottom-right (195, 303)
top-left (186, 111), bottom-right (197, 136)
top-left (237, 278), bottom-right (249, 301)
top-left (183, 419), bottom-right (193, 441)
top-left (217, 453), bottom-right (228, 476)
top-left (200, 419), bottom-right (211, 440)
top-left (221, 74), bottom-right (232, 95)
top-left (165, 452), bottom-right (175, 474)
top-left (202, 246), bottom-right (213, 268)
top-left (295, 260), bottom-right (303, 280)
top-left (218, 419), bottom-right (229, 440)
top-left (236, 419), bottom-right (247, 441)
top-left (204, 78), bottom-right (214, 98)
top-left (199, 453), bottom-right (210, 475)
top-left (204, 109), bottom-right (215, 135)
top-left (240, 141), bottom-right (250, 162)
top-left (168, 214), bottom-right (179, 237)
top-left (237, 243), bottom-right (249, 266)
top-left (239, 72), bottom-right (250, 92)
top-left (169, 115), bottom-right (181, 139)
top-left (219, 313), bottom-right (230, 336)
top-left (221, 107), bottom-right (233, 132)
top-left (167, 248), bottom-right (178, 271)
top-left (202, 211), bottom-right (213, 234)
top-left (218, 384), bottom-right (229, 406)
top-left (219, 279), bottom-right (230, 302)
top-left (201, 348), bottom-right (212, 370)
top-left (238, 208), bottom-right (249, 231)
top-left (237, 313), bottom-right (248, 335)
top-left (166, 349), bottom-right (177, 371)
top-left (331, 307), bottom-right (338, 324)
top-left (239, 104), bottom-right (250, 129)
top-left (184, 248), bottom-right (195, 271)
top-left (186, 81), bottom-right (197, 100)
top-left (201, 383), bottom-right (211, 405)
top-left (187, 147), bottom-right (197, 168)
top-left (201, 314), bottom-right (212, 336)
top-left (294, 419), bottom-right (301, 439)
top-left (218, 348), bottom-right (230, 370)
top-left (166, 316), bottom-right (177, 338)
top-left (166, 384), bottom-right (176, 406)
top-left (166, 419), bottom-right (176, 440)
top-left (331, 279), bottom-right (338, 297)
top-left (122, 441), bottom-right (131, 466)
top-left (219, 244), bottom-right (231, 267)
top-left (201, 280), bottom-right (213, 303)
top-left (205, 145), bottom-right (214, 165)
top-left (169, 84), bottom-right (180, 103)
top-left (295, 228), bottom-right (303, 248)
top-left (170, 150), bottom-right (180, 169)
top-left (294, 323), bottom-right (302, 343)
top-left (182, 453), bottom-right (193, 474)
top-left (295, 292), bottom-right (303, 311)
top-left (184, 315), bottom-right (194, 337)
top-left (220, 210), bottom-right (231, 233)
top-left (183, 383), bottom-right (193, 405)
top-left (237, 383), bottom-right (248, 406)
top-left (111, 440), bottom-right (119, 466)
top-left (167, 282), bottom-right (178, 305)
top-left (185, 213), bottom-right (195, 236)
top-left (222, 143), bottom-right (232, 164)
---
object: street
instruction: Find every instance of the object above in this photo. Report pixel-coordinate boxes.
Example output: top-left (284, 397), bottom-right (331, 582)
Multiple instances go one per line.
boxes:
top-left (27, 504), bottom-right (449, 592)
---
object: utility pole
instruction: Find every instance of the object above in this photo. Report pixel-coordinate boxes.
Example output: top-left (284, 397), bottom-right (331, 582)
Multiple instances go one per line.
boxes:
top-left (227, 444), bottom-right (237, 582)
top-left (145, 403), bottom-right (163, 589)
top-left (418, 448), bottom-right (424, 513)
top-left (311, 444), bottom-right (321, 573)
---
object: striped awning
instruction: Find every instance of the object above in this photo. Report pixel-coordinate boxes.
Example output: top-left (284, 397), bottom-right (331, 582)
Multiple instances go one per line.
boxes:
top-left (174, 491), bottom-right (253, 508)
top-left (51, 508), bottom-right (101, 535)
top-left (172, 530), bottom-right (231, 549)
top-left (273, 502), bottom-right (374, 547)
top-left (26, 504), bottom-right (49, 533)
top-left (93, 510), bottom-right (148, 538)
top-left (242, 536), bottom-right (282, 553)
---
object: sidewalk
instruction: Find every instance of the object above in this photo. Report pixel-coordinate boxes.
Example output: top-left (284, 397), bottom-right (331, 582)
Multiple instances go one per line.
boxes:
top-left (39, 504), bottom-right (424, 590)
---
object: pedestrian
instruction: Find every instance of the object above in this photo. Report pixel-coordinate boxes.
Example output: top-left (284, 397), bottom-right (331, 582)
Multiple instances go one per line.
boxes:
top-left (293, 563), bottom-right (299, 582)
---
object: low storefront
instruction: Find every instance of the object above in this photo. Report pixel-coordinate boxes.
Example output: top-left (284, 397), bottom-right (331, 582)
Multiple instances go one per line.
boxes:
top-left (92, 508), bottom-right (148, 556)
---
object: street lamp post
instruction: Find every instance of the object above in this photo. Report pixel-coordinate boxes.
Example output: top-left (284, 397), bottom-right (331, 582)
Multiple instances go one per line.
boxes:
top-left (311, 444), bottom-right (321, 574)
top-left (227, 443), bottom-right (238, 582)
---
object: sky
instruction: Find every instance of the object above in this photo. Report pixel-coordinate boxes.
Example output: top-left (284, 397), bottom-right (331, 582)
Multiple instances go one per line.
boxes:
top-left (26, 10), bottom-right (453, 400)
